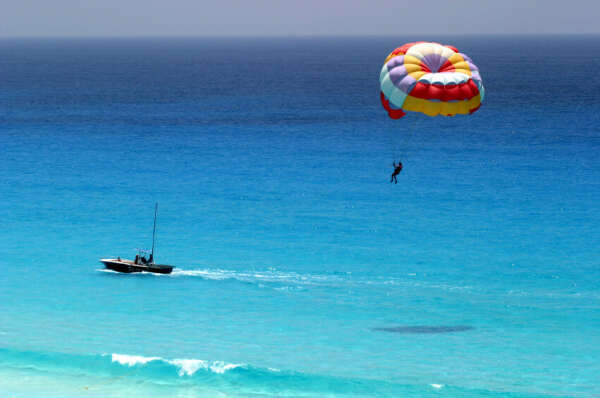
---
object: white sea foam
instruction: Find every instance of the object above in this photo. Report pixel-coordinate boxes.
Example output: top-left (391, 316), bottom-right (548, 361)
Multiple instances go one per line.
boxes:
top-left (172, 268), bottom-right (304, 282)
top-left (111, 353), bottom-right (161, 366)
top-left (170, 268), bottom-right (345, 287)
top-left (168, 359), bottom-right (208, 376)
top-left (172, 267), bottom-right (471, 295)
top-left (209, 361), bottom-right (243, 374)
top-left (430, 384), bottom-right (444, 389)
top-left (96, 268), bottom-right (118, 274)
top-left (178, 269), bottom-right (231, 280)
top-left (109, 353), bottom-right (243, 376)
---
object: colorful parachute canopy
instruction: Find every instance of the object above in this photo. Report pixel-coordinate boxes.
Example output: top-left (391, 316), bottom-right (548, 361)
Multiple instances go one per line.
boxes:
top-left (379, 42), bottom-right (484, 119)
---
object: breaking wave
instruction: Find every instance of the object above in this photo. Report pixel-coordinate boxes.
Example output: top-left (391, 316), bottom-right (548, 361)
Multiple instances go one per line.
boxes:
top-left (109, 353), bottom-right (244, 376)
top-left (0, 347), bottom-right (404, 397)
top-left (0, 347), bottom-right (553, 398)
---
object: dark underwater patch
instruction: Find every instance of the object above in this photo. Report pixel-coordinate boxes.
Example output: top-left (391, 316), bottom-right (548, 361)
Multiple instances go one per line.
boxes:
top-left (373, 325), bottom-right (474, 334)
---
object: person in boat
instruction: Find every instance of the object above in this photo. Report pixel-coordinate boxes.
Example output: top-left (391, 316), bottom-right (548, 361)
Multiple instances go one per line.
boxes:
top-left (135, 254), bottom-right (140, 264)
top-left (148, 254), bottom-right (153, 264)
top-left (391, 161), bottom-right (403, 184)
top-left (141, 256), bottom-right (148, 264)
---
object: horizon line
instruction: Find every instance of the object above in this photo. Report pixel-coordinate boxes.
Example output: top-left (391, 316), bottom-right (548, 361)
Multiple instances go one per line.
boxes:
top-left (1, 32), bottom-right (599, 40)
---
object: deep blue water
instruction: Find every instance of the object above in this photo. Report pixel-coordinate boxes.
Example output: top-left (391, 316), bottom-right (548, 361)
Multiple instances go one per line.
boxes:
top-left (0, 36), bottom-right (599, 397)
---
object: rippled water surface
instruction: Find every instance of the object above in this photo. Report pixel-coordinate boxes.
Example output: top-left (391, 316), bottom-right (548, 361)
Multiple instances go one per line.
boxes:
top-left (0, 36), bottom-right (599, 397)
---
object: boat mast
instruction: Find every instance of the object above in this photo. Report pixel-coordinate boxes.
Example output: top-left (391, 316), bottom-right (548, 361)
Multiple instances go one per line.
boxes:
top-left (151, 202), bottom-right (158, 262)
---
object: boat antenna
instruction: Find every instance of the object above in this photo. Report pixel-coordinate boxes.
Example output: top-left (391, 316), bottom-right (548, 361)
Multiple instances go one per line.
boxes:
top-left (151, 202), bottom-right (158, 262)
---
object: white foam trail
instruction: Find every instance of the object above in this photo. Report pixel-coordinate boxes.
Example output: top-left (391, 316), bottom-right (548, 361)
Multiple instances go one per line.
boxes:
top-left (102, 264), bottom-right (462, 292)
top-left (171, 269), bottom-right (234, 280)
top-left (170, 268), bottom-right (346, 287)
top-left (111, 353), bottom-right (160, 366)
top-left (430, 384), bottom-right (444, 389)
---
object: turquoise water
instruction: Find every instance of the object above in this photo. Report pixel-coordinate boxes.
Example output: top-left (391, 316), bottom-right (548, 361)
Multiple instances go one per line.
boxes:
top-left (0, 36), bottom-right (599, 397)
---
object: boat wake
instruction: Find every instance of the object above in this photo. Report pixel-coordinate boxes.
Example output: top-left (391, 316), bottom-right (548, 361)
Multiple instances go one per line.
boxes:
top-left (96, 266), bottom-right (475, 294)
top-left (171, 267), bottom-right (347, 285)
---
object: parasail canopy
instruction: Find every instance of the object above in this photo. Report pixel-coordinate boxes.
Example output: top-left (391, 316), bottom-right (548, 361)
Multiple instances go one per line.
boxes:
top-left (380, 42), bottom-right (484, 119)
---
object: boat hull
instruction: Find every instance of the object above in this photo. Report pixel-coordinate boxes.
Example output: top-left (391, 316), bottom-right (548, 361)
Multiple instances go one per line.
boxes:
top-left (100, 259), bottom-right (174, 274)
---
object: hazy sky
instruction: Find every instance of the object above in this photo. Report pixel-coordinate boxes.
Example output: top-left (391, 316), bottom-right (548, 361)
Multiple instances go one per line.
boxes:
top-left (1, 0), bottom-right (598, 37)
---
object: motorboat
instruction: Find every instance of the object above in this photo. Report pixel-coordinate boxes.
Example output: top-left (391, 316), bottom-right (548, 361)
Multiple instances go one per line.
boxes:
top-left (100, 255), bottom-right (173, 274)
top-left (100, 203), bottom-right (174, 274)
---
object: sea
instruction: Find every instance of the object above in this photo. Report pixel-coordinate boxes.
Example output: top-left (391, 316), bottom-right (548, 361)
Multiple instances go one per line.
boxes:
top-left (0, 35), bottom-right (598, 397)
